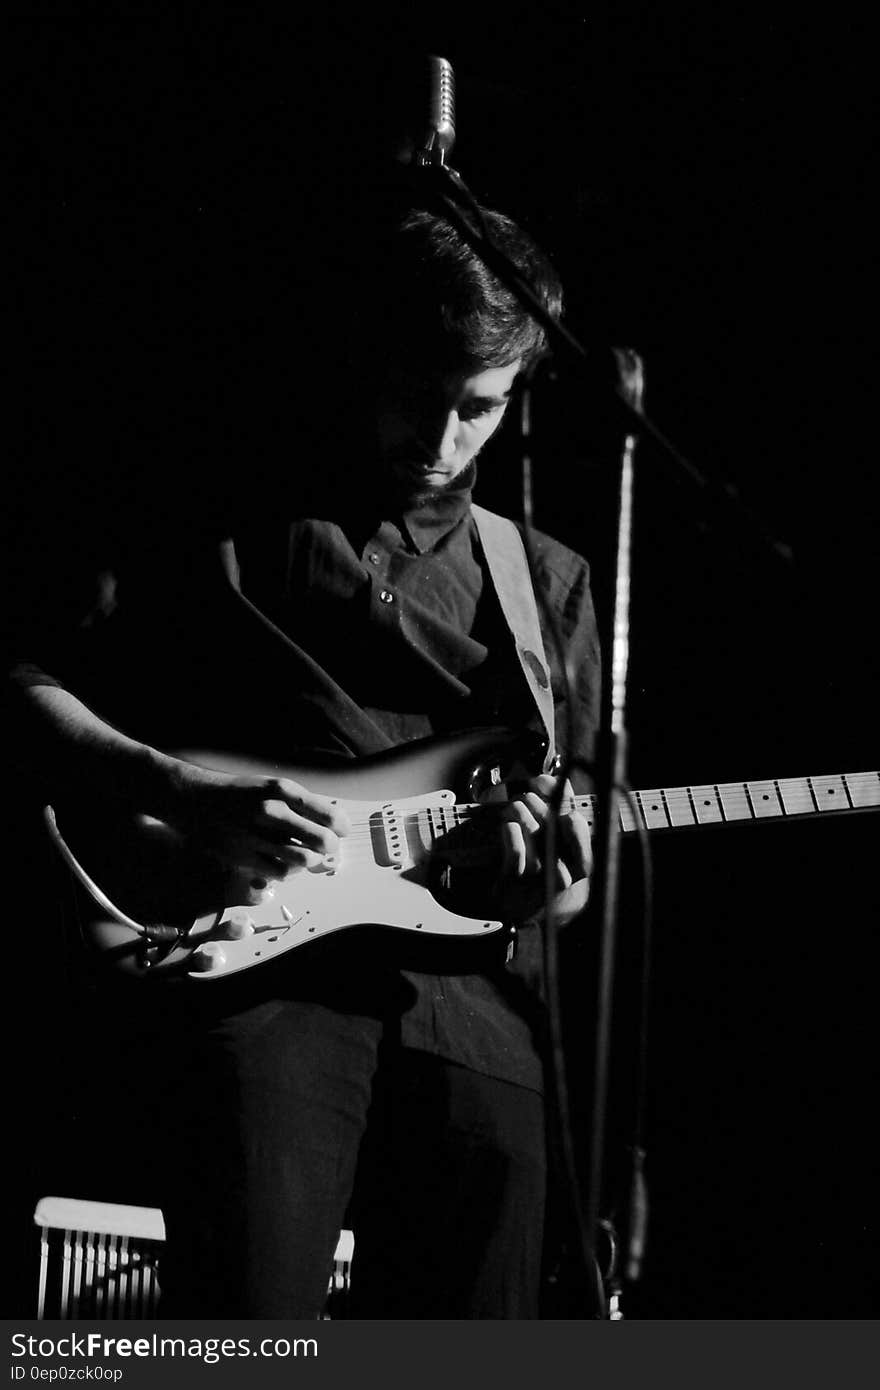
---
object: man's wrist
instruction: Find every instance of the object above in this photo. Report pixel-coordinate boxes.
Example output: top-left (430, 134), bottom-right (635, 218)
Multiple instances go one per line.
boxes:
top-left (137, 746), bottom-right (197, 819)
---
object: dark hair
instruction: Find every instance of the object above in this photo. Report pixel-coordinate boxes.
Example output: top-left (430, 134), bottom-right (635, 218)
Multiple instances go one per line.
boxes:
top-left (370, 204), bottom-right (564, 374)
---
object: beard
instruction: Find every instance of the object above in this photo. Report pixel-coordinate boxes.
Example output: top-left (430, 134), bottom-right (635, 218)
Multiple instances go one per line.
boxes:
top-left (392, 457), bottom-right (479, 510)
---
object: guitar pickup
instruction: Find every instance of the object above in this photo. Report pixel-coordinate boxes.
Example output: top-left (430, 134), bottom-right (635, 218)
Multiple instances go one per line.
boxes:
top-left (369, 807), bottom-right (411, 868)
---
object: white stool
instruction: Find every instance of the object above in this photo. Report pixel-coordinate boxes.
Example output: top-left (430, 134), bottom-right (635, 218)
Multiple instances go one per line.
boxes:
top-left (34, 1196), bottom-right (354, 1319)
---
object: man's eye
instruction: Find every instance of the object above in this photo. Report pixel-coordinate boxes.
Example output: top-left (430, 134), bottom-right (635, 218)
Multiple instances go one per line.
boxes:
top-left (460, 403), bottom-right (502, 423)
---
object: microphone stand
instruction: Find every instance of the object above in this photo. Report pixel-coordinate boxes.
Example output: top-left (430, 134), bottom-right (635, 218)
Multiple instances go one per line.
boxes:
top-left (408, 156), bottom-right (792, 1317)
top-left (587, 349), bottom-right (643, 1312)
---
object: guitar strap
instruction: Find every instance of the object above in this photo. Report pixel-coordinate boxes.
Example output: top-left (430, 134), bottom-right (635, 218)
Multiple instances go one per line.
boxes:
top-left (470, 503), bottom-right (556, 771)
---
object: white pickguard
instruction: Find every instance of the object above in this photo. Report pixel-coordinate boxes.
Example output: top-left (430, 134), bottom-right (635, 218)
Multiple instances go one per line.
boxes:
top-left (75, 789), bottom-right (504, 981)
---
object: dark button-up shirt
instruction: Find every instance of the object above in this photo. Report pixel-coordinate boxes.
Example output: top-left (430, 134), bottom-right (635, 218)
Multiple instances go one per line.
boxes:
top-left (228, 477), bottom-right (602, 1090)
top-left (8, 470), bottom-right (601, 1092)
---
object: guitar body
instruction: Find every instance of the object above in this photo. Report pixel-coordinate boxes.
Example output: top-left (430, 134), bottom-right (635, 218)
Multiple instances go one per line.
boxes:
top-left (47, 727), bottom-right (542, 983)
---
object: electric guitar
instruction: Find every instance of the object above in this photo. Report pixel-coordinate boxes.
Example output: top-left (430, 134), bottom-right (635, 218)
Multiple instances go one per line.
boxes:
top-left (44, 728), bottom-right (879, 983)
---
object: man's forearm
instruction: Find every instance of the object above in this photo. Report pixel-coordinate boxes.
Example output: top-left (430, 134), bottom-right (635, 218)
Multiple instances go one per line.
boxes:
top-left (9, 679), bottom-right (188, 814)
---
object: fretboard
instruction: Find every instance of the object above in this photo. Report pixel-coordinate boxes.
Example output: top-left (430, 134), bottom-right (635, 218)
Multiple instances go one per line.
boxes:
top-left (578, 770), bottom-right (880, 834)
top-left (411, 771), bottom-right (879, 855)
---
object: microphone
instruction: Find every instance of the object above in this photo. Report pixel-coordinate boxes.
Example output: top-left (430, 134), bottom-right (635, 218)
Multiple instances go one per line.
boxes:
top-left (414, 56), bottom-right (456, 167)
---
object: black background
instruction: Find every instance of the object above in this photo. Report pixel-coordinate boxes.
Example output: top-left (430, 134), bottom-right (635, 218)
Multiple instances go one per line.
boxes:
top-left (7, 9), bottom-right (878, 1318)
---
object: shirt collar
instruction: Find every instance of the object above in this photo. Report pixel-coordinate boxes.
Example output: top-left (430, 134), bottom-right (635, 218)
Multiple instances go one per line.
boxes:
top-left (397, 473), bottom-right (475, 553)
top-left (327, 459), bottom-right (476, 556)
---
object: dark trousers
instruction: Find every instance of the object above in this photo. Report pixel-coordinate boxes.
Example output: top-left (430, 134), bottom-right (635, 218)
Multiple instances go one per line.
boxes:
top-left (144, 996), bottom-right (546, 1319)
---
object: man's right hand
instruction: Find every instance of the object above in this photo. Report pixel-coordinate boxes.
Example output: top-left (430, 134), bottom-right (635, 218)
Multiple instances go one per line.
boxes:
top-left (164, 760), bottom-right (351, 898)
top-left (14, 682), bottom-right (351, 910)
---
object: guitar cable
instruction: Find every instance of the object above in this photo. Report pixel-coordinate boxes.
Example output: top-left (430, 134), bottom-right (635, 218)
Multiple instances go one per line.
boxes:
top-left (42, 805), bottom-right (200, 964)
top-left (43, 805), bottom-right (156, 938)
top-left (516, 368), bottom-right (655, 1317)
top-left (525, 581), bottom-right (655, 1315)
top-left (513, 480), bottom-right (611, 1315)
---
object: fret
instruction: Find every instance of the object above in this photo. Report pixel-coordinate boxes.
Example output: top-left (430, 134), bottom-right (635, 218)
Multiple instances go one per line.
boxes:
top-left (689, 785), bottom-right (724, 824)
top-left (809, 774), bottom-right (850, 811)
top-left (845, 772), bottom-right (880, 809)
top-left (618, 797), bottom-right (638, 833)
top-left (716, 783), bottom-right (753, 821)
top-left (778, 778), bottom-right (816, 816)
top-left (746, 779), bottom-right (786, 819)
top-left (577, 796), bottom-right (598, 830)
top-left (664, 787), bottom-right (697, 827)
top-left (637, 791), bottom-right (673, 830)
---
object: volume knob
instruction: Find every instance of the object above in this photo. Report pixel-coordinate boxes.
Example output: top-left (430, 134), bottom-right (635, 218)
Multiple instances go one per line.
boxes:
top-left (220, 911), bottom-right (256, 940)
top-left (189, 942), bottom-right (227, 973)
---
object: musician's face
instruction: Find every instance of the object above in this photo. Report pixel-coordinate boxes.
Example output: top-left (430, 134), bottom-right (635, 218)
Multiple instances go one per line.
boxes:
top-left (376, 359), bottom-right (521, 495)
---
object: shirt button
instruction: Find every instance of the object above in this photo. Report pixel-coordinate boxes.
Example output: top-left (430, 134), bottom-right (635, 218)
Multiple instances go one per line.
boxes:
top-left (368, 552), bottom-right (381, 565)
top-left (379, 589), bottom-right (394, 604)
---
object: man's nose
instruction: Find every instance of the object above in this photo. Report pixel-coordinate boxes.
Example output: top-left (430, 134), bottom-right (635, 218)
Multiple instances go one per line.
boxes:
top-left (419, 410), bottom-right (459, 460)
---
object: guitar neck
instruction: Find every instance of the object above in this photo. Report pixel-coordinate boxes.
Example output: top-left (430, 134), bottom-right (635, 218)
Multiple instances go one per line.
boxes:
top-left (434, 771), bottom-right (878, 852)
top-left (576, 770), bottom-right (880, 834)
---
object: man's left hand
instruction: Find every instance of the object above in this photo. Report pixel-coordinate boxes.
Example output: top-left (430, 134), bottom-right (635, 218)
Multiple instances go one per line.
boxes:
top-left (494, 773), bottom-right (592, 925)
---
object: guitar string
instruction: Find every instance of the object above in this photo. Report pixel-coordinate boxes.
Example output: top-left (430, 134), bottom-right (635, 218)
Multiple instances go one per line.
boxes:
top-left (307, 772), bottom-right (878, 843)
